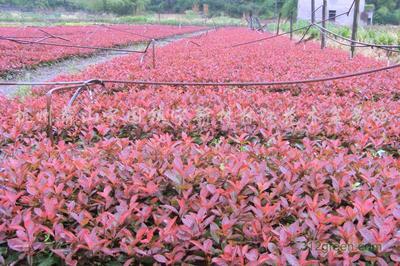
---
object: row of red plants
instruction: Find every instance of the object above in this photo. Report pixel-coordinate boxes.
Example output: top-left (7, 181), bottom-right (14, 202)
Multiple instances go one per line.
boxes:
top-left (0, 27), bottom-right (399, 265)
top-left (1, 134), bottom-right (399, 265)
top-left (0, 24), bottom-right (205, 74)
top-left (0, 87), bottom-right (399, 155)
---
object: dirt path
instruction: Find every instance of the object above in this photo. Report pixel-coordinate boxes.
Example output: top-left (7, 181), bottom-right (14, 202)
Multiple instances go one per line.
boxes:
top-left (0, 29), bottom-right (210, 96)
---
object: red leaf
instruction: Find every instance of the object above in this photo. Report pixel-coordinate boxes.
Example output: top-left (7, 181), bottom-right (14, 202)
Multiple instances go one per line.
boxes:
top-left (8, 238), bottom-right (29, 252)
top-left (154, 254), bottom-right (168, 263)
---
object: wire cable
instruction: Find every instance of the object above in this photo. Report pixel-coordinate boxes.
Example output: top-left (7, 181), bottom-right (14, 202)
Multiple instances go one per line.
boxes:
top-left (1, 62), bottom-right (399, 87)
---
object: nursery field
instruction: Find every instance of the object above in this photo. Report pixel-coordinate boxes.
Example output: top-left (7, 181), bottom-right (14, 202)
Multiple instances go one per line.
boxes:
top-left (0, 24), bottom-right (205, 75)
top-left (0, 27), bottom-right (400, 265)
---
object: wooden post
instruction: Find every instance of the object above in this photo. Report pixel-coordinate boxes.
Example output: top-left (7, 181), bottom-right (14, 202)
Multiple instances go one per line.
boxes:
top-left (192, 3), bottom-right (199, 13)
top-left (152, 40), bottom-right (156, 68)
top-left (290, 12), bottom-right (294, 40)
top-left (203, 4), bottom-right (209, 16)
top-left (311, 0), bottom-right (315, 23)
top-left (351, 0), bottom-right (360, 58)
top-left (276, 13), bottom-right (281, 36)
top-left (249, 10), bottom-right (253, 30)
top-left (103, 0), bottom-right (108, 13)
top-left (321, 0), bottom-right (327, 49)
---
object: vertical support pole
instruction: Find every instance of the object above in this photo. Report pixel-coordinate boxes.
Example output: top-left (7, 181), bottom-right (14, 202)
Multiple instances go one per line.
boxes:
top-left (152, 40), bottom-right (156, 69)
top-left (276, 13), bottom-right (281, 36)
top-left (290, 12), bottom-right (294, 40)
top-left (321, 0), bottom-right (327, 49)
top-left (351, 0), bottom-right (360, 58)
top-left (386, 50), bottom-right (391, 66)
top-left (47, 94), bottom-right (53, 145)
top-left (249, 10), bottom-right (253, 30)
top-left (311, 0), bottom-right (315, 23)
top-left (158, 13), bottom-right (161, 23)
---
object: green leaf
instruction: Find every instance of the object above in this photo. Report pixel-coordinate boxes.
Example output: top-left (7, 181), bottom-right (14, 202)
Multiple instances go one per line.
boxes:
top-left (37, 255), bottom-right (59, 266)
top-left (106, 261), bottom-right (123, 266)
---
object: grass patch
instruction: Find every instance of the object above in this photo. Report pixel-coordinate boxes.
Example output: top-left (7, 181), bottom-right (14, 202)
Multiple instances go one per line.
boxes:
top-left (12, 85), bottom-right (32, 99)
top-left (269, 20), bottom-right (400, 46)
top-left (0, 10), bottom-right (245, 27)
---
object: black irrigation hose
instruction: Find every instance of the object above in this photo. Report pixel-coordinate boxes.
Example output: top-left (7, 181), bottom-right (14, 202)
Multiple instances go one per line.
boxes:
top-left (1, 62), bottom-right (400, 88)
top-left (98, 24), bottom-right (155, 40)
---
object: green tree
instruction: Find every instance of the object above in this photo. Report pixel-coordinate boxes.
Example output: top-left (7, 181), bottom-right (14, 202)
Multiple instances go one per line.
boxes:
top-left (367, 0), bottom-right (400, 24)
top-left (1, 0), bottom-right (398, 24)
top-left (134, 0), bottom-right (150, 14)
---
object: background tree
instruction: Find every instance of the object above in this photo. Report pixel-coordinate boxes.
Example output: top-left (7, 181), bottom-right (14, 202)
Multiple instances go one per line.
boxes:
top-left (367, 0), bottom-right (400, 24)
top-left (0, 0), bottom-right (398, 24)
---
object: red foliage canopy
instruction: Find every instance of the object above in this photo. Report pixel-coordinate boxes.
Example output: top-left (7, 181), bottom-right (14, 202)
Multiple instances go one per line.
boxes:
top-left (0, 24), bottom-right (204, 74)
top-left (0, 27), bottom-right (399, 265)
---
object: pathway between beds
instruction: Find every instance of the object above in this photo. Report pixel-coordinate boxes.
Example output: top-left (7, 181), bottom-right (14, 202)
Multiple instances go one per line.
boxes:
top-left (0, 29), bottom-right (211, 96)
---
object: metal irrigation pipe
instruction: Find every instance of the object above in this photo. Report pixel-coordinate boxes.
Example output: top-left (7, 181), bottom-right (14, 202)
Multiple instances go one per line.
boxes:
top-left (192, 30), bottom-right (210, 39)
top-left (46, 84), bottom-right (85, 143)
top-left (0, 81), bottom-right (87, 86)
top-left (1, 27), bottom-right (208, 55)
top-left (323, 32), bottom-right (369, 48)
top-left (37, 29), bottom-right (71, 42)
top-left (99, 25), bottom-right (210, 46)
top-left (32, 36), bottom-right (52, 44)
top-left (308, 26), bottom-right (368, 48)
top-left (67, 79), bottom-right (106, 108)
top-left (46, 79), bottom-right (105, 144)
top-left (1, 61), bottom-right (395, 144)
top-left (0, 27), bottom-right (77, 40)
top-left (313, 24), bottom-right (400, 50)
top-left (188, 40), bottom-right (201, 47)
top-left (0, 31), bottom-right (70, 42)
top-left (0, 36), bottom-right (41, 39)
top-left (379, 46), bottom-right (400, 54)
top-left (231, 0), bottom-right (356, 48)
top-left (296, 23), bottom-right (400, 53)
top-left (297, 24), bottom-right (314, 44)
top-left (68, 80), bottom-right (105, 109)
top-left (152, 40), bottom-right (156, 68)
top-left (67, 86), bottom-right (87, 108)
top-left (0, 36), bottom-right (154, 54)
top-left (100, 63), bottom-right (400, 87)
top-left (312, 5), bottom-right (323, 16)
top-left (231, 24), bottom-right (309, 48)
top-left (1, 62), bottom-right (399, 89)
top-left (315, 27), bottom-right (399, 53)
top-left (98, 24), bottom-right (155, 40)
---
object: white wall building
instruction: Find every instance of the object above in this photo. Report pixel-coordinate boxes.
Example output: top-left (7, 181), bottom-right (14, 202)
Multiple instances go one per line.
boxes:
top-left (297, 0), bottom-right (367, 26)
